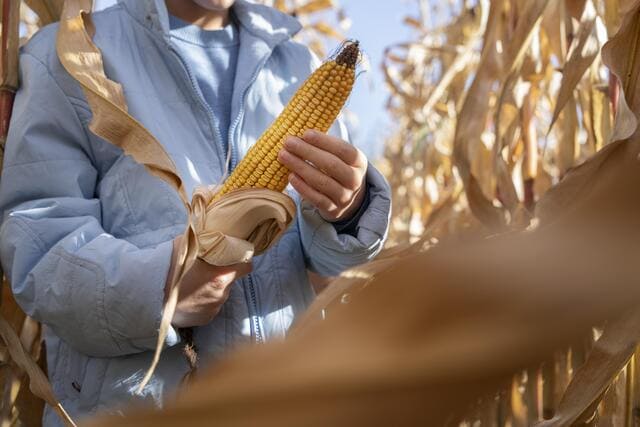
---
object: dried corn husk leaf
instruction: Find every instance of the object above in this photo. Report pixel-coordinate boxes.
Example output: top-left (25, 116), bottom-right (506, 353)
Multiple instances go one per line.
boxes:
top-left (496, 156), bottom-right (519, 213)
top-left (87, 133), bottom-right (640, 427)
top-left (541, 0), bottom-right (568, 64)
top-left (556, 96), bottom-right (579, 176)
top-left (452, 0), bottom-right (506, 229)
top-left (548, 3), bottom-right (599, 133)
top-left (541, 144), bottom-right (619, 225)
top-left (294, 0), bottom-right (334, 15)
top-left (0, 0), bottom-right (20, 172)
top-left (0, 0), bottom-right (20, 90)
top-left (0, 315), bottom-right (75, 426)
top-left (494, 0), bottom-right (550, 164)
top-left (273, 0), bottom-right (286, 12)
top-left (522, 89), bottom-right (538, 180)
top-left (420, 38), bottom-right (476, 122)
top-left (309, 21), bottom-right (344, 40)
top-left (403, 16), bottom-right (423, 30)
top-left (23, 0), bottom-right (64, 25)
top-left (535, 311), bottom-right (640, 427)
top-left (590, 80), bottom-right (612, 151)
top-left (603, 0), bottom-right (621, 37)
top-left (601, 0), bottom-right (640, 142)
top-left (504, 0), bottom-right (552, 76)
top-left (566, 0), bottom-right (588, 20)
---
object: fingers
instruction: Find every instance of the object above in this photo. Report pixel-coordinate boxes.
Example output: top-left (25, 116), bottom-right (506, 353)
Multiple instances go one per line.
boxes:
top-left (278, 132), bottom-right (369, 222)
top-left (302, 129), bottom-right (366, 168)
top-left (281, 136), bottom-right (360, 189)
top-left (278, 149), bottom-right (352, 205)
top-left (173, 261), bottom-right (251, 328)
top-left (288, 172), bottom-right (338, 214)
top-left (233, 261), bottom-right (253, 277)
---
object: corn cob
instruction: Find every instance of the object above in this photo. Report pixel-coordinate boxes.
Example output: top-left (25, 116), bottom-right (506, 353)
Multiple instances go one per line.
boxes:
top-left (212, 41), bottom-right (360, 202)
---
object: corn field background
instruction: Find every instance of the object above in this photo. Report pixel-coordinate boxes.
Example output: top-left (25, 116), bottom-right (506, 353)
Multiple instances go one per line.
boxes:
top-left (2, 0), bottom-right (640, 425)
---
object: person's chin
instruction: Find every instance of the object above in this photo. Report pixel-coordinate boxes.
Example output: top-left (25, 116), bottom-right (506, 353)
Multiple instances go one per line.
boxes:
top-left (192, 0), bottom-right (236, 12)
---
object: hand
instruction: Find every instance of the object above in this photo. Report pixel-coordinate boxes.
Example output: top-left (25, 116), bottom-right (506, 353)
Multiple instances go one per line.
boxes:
top-left (278, 130), bottom-right (368, 222)
top-left (165, 237), bottom-right (252, 328)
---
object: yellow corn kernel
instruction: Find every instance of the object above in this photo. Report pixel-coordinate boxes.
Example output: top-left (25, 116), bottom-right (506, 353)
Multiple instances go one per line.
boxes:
top-left (211, 41), bottom-right (360, 203)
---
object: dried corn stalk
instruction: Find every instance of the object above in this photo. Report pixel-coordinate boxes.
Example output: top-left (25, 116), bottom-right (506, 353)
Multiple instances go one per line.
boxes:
top-left (375, 0), bottom-right (640, 425)
top-left (380, 0), bottom-right (614, 244)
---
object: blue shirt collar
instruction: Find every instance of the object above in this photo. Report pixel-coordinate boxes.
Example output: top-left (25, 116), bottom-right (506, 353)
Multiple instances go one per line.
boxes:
top-left (168, 13), bottom-right (240, 47)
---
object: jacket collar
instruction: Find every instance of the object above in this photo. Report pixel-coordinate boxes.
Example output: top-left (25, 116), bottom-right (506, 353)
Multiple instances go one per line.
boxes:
top-left (117, 0), bottom-right (304, 174)
top-left (118, 0), bottom-right (302, 48)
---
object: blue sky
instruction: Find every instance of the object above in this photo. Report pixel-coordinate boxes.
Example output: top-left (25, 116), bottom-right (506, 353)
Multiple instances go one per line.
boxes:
top-left (337, 0), bottom-right (416, 158)
top-left (94, 0), bottom-right (418, 159)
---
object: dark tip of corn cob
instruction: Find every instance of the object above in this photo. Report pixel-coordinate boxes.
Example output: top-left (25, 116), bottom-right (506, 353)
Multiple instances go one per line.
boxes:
top-left (335, 40), bottom-right (360, 68)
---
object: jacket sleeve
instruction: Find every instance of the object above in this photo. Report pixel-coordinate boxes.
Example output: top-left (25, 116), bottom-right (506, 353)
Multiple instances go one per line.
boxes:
top-left (297, 118), bottom-right (392, 277)
top-left (0, 52), bottom-right (179, 358)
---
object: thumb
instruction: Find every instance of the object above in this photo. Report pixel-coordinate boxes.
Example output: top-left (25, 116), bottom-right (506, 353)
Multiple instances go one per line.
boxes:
top-left (235, 261), bottom-right (253, 277)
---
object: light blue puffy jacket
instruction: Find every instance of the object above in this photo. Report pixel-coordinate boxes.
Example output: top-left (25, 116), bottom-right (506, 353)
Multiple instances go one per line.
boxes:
top-left (0, 0), bottom-right (391, 425)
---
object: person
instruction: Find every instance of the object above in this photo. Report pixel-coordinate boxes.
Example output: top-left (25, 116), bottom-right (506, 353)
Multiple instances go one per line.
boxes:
top-left (0, 0), bottom-right (391, 425)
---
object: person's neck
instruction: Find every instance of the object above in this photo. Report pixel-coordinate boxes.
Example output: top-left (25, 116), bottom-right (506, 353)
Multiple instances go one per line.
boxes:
top-left (165, 0), bottom-right (231, 30)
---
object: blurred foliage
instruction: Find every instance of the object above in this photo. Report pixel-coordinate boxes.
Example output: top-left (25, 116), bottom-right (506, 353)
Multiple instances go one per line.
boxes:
top-left (380, 0), bottom-right (616, 245)
top-left (375, 0), bottom-right (640, 425)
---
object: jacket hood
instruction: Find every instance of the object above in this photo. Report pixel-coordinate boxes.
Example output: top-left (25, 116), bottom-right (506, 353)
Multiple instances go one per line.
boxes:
top-left (117, 0), bottom-right (302, 48)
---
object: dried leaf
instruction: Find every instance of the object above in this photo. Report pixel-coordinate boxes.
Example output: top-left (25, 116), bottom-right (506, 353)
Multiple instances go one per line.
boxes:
top-left (522, 90), bottom-right (538, 180)
top-left (403, 16), bottom-right (423, 30)
top-left (273, 0), bottom-right (287, 12)
top-left (601, 0), bottom-right (640, 142)
top-left (452, 0), bottom-right (507, 229)
top-left (0, 0), bottom-right (20, 89)
top-left (0, 315), bottom-right (75, 426)
top-left (23, 0), bottom-right (64, 25)
top-left (87, 135), bottom-right (640, 427)
top-left (309, 21), bottom-right (344, 40)
top-left (496, 157), bottom-right (520, 213)
top-left (603, 0), bottom-right (621, 37)
top-left (504, 0), bottom-right (552, 76)
top-left (294, 0), bottom-right (334, 16)
top-left (548, 4), bottom-right (598, 134)
top-left (494, 0), bottom-right (552, 162)
top-left (566, 0), bottom-right (588, 21)
top-left (591, 85), bottom-right (612, 151)
top-left (535, 311), bottom-right (640, 427)
top-left (541, 0), bottom-right (568, 64)
top-left (556, 96), bottom-right (579, 176)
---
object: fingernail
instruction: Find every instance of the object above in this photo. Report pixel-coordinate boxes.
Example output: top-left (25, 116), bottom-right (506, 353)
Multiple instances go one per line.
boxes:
top-left (278, 149), bottom-right (288, 160)
top-left (284, 136), bottom-right (297, 148)
top-left (305, 129), bottom-right (318, 138)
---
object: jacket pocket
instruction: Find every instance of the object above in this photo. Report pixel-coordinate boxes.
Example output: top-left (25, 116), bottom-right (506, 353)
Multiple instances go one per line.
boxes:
top-left (62, 344), bottom-right (89, 402)
top-left (77, 357), bottom-right (109, 415)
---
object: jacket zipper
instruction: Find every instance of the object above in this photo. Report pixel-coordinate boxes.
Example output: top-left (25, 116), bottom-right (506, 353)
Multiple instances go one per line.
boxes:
top-left (167, 45), bottom-right (227, 173)
top-left (227, 56), bottom-right (273, 345)
top-left (247, 274), bottom-right (264, 343)
top-left (170, 38), bottom-right (282, 345)
top-left (227, 54), bottom-right (274, 169)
